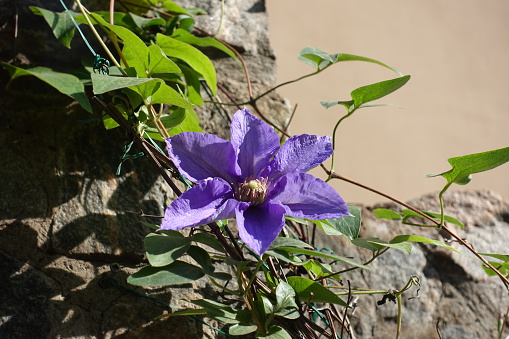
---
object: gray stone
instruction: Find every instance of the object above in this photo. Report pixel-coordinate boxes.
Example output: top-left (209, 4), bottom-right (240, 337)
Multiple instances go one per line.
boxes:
top-left (313, 190), bottom-right (509, 338)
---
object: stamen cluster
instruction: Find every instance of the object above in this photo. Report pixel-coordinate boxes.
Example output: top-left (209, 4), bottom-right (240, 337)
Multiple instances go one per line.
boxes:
top-left (235, 177), bottom-right (269, 206)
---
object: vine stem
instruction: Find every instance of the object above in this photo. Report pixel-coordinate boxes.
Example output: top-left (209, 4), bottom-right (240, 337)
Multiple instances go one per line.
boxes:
top-left (395, 293), bottom-right (402, 339)
top-left (327, 109), bottom-right (355, 181)
top-left (328, 171), bottom-right (509, 289)
top-left (74, 0), bottom-right (127, 76)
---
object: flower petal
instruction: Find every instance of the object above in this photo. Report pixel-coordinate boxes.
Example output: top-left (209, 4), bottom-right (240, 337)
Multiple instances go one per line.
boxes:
top-left (269, 173), bottom-right (350, 219)
top-left (230, 109), bottom-right (280, 178)
top-left (160, 178), bottom-right (238, 230)
top-left (265, 134), bottom-right (332, 181)
top-left (235, 200), bottom-right (286, 255)
top-left (166, 132), bottom-right (240, 183)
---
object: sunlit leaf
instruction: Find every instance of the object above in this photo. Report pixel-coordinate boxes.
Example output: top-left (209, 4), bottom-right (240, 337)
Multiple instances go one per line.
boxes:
top-left (156, 33), bottom-right (217, 95)
top-left (298, 47), bottom-right (402, 75)
top-left (273, 247), bottom-right (369, 269)
top-left (286, 276), bottom-right (348, 306)
top-left (312, 205), bottom-right (361, 239)
top-left (172, 28), bottom-right (236, 60)
top-left (429, 146), bottom-right (509, 186)
top-left (161, 0), bottom-right (190, 15)
top-left (390, 234), bottom-right (459, 253)
top-left (350, 75), bottom-right (410, 109)
top-left (482, 262), bottom-right (509, 277)
top-left (269, 237), bottom-right (314, 250)
top-left (479, 253), bottom-right (509, 262)
top-left (146, 44), bottom-right (181, 76)
top-left (89, 13), bottom-right (149, 78)
top-left (366, 238), bottom-right (413, 254)
top-left (30, 7), bottom-right (77, 48)
top-left (401, 209), bottom-right (464, 228)
top-left (373, 208), bottom-right (403, 220)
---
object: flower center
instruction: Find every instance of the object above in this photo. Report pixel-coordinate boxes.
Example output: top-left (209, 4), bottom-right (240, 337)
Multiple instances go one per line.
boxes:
top-left (235, 177), bottom-right (269, 206)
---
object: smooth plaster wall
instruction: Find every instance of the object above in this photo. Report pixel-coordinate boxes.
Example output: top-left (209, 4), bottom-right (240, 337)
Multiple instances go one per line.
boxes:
top-left (267, 0), bottom-right (509, 204)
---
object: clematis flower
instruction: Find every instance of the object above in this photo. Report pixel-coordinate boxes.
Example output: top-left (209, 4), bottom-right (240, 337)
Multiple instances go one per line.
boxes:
top-left (160, 109), bottom-right (350, 255)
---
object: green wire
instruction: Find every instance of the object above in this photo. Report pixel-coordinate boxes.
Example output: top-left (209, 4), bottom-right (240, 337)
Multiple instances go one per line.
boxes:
top-left (59, 0), bottom-right (97, 56)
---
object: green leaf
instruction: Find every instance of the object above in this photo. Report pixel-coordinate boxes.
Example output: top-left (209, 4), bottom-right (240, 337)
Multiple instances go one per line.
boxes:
top-left (268, 237), bottom-right (314, 250)
top-left (229, 323), bottom-right (258, 336)
top-left (129, 12), bottom-right (165, 29)
top-left (286, 276), bottom-right (349, 306)
top-left (127, 260), bottom-right (204, 286)
top-left (390, 234), bottom-right (459, 253)
top-left (167, 109), bottom-right (203, 135)
top-left (156, 33), bottom-right (217, 95)
top-left (180, 64), bottom-right (204, 105)
top-left (160, 108), bottom-right (187, 129)
top-left (156, 308), bottom-right (207, 319)
top-left (2, 64), bottom-right (91, 112)
top-left (320, 100), bottom-right (354, 109)
top-left (482, 261), bottom-right (509, 277)
top-left (147, 44), bottom-right (181, 76)
top-left (256, 326), bottom-right (292, 339)
top-left (479, 253), bottom-right (509, 262)
top-left (401, 209), bottom-right (464, 228)
top-left (429, 146), bottom-right (509, 186)
top-left (264, 250), bottom-right (305, 266)
top-left (91, 73), bottom-right (154, 94)
top-left (272, 247), bottom-right (369, 269)
top-left (365, 238), bottom-right (413, 254)
top-left (351, 237), bottom-right (388, 252)
top-left (350, 75), bottom-right (411, 110)
top-left (190, 299), bottom-right (239, 324)
top-left (161, 0), bottom-right (190, 15)
top-left (302, 260), bottom-right (338, 281)
top-left (274, 282), bottom-right (299, 319)
top-left (89, 13), bottom-right (150, 78)
top-left (312, 205), bottom-right (361, 239)
top-left (129, 79), bottom-right (194, 108)
top-left (298, 47), bottom-right (402, 75)
top-left (144, 233), bottom-right (191, 267)
top-left (373, 208), bottom-right (403, 220)
top-left (30, 7), bottom-right (77, 48)
top-left (172, 28), bottom-right (237, 60)
top-left (192, 232), bottom-right (226, 253)
top-left (187, 245), bottom-right (231, 280)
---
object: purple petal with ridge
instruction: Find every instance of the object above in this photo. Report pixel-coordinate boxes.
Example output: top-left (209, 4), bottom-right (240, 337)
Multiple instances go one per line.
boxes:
top-left (230, 109), bottom-right (280, 178)
top-left (160, 178), bottom-right (238, 230)
top-left (269, 173), bottom-right (350, 220)
top-left (166, 132), bottom-right (240, 183)
top-left (265, 134), bottom-right (332, 181)
top-left (235, 200), bottom-right (286, 255)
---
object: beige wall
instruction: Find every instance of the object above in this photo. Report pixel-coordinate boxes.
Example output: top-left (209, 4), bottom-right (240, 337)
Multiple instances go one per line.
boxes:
top-left (267, 1), bottom-right (509, 205)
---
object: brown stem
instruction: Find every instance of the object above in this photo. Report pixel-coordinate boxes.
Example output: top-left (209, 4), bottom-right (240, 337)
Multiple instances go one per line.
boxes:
top-left (328, 170), bottom-right (509, 289)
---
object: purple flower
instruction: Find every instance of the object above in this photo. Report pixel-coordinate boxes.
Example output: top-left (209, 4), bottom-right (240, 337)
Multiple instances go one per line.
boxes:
top-left (160, 109), bottom-right (350, 255)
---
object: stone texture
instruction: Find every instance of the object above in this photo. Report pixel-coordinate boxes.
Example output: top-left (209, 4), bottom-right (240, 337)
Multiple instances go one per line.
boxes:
top-left (0, 0), bottom-right (286, 338)
top-left (314, 189), bottom-right (509, 338)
